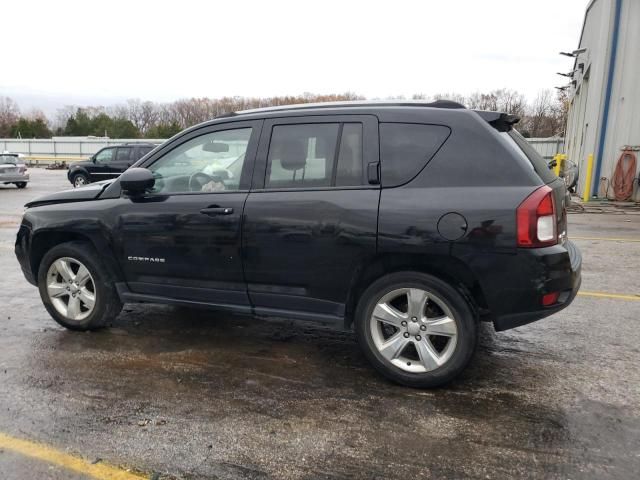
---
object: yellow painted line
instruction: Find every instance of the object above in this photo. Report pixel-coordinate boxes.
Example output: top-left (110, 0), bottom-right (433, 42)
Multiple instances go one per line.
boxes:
top-left (572, 236), bottom-right (640, 243)
top-left (0, 432), bottom-right (145, 480)
top-left (578, 291), bottom-right (640, 301)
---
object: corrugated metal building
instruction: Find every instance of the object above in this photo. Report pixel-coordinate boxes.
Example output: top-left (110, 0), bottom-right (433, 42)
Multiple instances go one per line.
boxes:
top-left (565, 0), bottom-right (640, 201)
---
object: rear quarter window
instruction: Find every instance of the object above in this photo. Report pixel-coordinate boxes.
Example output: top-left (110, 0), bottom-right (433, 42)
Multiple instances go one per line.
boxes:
top-left (506, 130), bottom-right (557, 184)
top-left (135, 146), bottom-right (153, 159)
top-left (380, 123), bottom-right (450, 187)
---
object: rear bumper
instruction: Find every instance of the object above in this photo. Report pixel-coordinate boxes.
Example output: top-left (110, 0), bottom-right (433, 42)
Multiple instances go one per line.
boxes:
top-left (485, 240), bottom-right (582, 331)
top-left (1, 174), bottom-right (29, 183)
top-left (493, 273), bottom-right (581, 331)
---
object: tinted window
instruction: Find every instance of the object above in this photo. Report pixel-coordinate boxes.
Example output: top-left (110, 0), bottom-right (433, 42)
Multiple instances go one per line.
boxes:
top-left (507, 130), bottom-right (556, 183)
top-left (336, 123), bottom-right (363, 186)
top-left (0, 155), bottom-right (18, 165)
top-left (136, 146), bottom-right (153, 159)
top-left (94, 148), bottom-right (115, 164)
top-left (149, 128), bottom-right (252, 194)
top-left (266, 123), bottom-right (363, 189)
top-left (115, 147), bottom-right (131, 162)
top-left (380, 123), bottom-right (450, 187)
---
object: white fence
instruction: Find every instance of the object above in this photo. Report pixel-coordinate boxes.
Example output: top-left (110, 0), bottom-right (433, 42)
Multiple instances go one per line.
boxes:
top-left (0, 138), bottom-right (164, 165)
top-left (527, 137), bottom-right (565, 160)
top-left (1, 136), bottom-right (565, 165)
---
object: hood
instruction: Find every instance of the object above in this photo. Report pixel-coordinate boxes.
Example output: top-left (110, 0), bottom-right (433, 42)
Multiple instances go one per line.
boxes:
top-left (25, 180), bottom-right (113, 208)
top-left (68, 160), bottom-right (94, 169)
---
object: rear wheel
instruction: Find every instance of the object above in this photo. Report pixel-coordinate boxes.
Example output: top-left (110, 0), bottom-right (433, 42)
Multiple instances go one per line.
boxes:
top-left (37, 241), bottom-right (122, 330)
top-left (72, 173), bottom-right (89, 187)
top-left (15, 182), bottom-right (27, 189)
top-left (355, 272), bottom-right (477, 388)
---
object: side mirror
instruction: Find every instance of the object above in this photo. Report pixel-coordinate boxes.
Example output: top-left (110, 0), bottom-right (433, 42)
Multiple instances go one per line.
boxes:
top-left (120, 168), bottom-right (155, 195)
top-left (91, 156), bottom-right (96, 163)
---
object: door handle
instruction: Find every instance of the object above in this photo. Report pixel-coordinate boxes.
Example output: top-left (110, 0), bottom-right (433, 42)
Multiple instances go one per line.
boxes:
top-left (200, 206), bottom-right (234, 216)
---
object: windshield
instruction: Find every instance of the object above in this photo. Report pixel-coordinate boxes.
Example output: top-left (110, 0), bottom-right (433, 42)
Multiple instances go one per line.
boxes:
top-left (0, 155), bottom-right (19, 165)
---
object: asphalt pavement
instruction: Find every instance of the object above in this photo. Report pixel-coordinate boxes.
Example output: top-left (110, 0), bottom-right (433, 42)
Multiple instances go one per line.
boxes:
top-left (0, 169), bottom-right (638, 479)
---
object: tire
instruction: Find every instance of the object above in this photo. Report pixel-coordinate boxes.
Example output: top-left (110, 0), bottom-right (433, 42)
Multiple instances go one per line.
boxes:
top-left (37, 241), bottom-right (122, 331)
top-left (15, 182), bottom-right (27, 189)
top-left (355, 272), bottom-right (477, 388)
top-left (72, 173), bottom-right (89, 187)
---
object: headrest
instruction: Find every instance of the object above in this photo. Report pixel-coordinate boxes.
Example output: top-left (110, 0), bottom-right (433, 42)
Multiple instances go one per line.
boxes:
top-left (278, 139), bottom-right (307, 171)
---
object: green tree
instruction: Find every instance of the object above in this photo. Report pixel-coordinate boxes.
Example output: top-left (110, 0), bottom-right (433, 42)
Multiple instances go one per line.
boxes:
top-left (10, 118), bottom-right (52, 138)
top-left (146, 121), bottom-right (182, 139)
top-left (62, 109), bottom-right (140, 138)
top-left (64, 109), bottom-right (93, 136)
top-left (111, 118), bottom-right (139, 138)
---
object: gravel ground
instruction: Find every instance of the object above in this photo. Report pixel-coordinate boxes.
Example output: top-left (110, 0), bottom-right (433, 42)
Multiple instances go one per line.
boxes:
top-left (0, 169), bottom-right (639, 479)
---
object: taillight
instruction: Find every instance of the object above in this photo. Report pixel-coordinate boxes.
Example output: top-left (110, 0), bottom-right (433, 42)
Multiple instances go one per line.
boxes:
top-left (19, 166), bottom-right (27, 173)
top-left (517, 185), bottom-right (557, 248)
top-left (541, 291), bottom-right (560, 306)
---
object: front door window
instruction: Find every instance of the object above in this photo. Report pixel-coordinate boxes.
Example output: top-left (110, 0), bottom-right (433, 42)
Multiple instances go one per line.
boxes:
top-left (148, 128), bottom-right (253, 194)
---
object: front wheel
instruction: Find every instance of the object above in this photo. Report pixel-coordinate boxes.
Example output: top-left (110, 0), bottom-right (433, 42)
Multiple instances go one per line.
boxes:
top-left (15, 182), bottom-right (27, 189)
top-left (73, 173), bottom-right (89, 187)
top-left (37, 241), bottom-right (122, 330)
top-left (355, 272), bottom-right (477, 388)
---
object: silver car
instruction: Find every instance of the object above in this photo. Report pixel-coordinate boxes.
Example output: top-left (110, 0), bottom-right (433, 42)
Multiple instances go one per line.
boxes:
top-left (0, 153), bottom-right (29, 189)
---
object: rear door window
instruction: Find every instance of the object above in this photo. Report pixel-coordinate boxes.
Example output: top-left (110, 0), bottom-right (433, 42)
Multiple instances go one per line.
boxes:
top-left (265, 123), bottom-right (364, 189)
top-left (115, 147), bottom-right (132, 162)
top-left (379, 123), bottom-right (450, 187)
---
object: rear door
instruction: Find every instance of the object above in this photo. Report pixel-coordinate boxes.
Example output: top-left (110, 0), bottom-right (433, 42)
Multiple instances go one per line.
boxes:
top-left (134, 145), bottom-right (154, 162)
top-left (242, 115), bottom-right (380, 321)
top-left (113, 146), bottom-right (134, 173)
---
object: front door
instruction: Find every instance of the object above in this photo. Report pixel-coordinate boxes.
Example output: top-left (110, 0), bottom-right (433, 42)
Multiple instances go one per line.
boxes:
top-left (112, 121), bottom-right (261, 307)
top-left (90, 147), bottom-right (119, 179)
top-left (242, 115), bottom-right (380, 321)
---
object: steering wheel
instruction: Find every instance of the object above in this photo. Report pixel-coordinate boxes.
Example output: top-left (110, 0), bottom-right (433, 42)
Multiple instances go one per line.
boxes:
top-left (188, 171), bottom-right (215, 192)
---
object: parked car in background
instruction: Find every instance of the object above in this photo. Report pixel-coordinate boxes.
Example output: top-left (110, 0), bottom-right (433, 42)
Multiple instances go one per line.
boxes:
top-left (67, 143), bottom-right (157, 187)
top-left (16, 101), bottom-right (581, 388)
top-left (0, 152), bottom-right (29, 189)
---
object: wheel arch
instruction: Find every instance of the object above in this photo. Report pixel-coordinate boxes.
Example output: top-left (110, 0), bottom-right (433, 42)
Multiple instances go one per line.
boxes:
top-left (70, 168), bottom-right (90, 182)
top-left (29, 230), bottom-right (122, 284)
top-left (345, 253), bottom-right (488, 328)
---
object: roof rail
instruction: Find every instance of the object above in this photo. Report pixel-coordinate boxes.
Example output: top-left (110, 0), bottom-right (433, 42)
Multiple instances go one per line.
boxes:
top-left (231, 99), bottom-right (466, 116)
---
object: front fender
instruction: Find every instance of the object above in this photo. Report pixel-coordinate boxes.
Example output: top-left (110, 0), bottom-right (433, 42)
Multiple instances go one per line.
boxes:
top-left (18, 205), bottom-right (125, 286)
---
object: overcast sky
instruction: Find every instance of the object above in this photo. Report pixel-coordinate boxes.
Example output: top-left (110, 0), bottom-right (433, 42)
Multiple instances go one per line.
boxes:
top-left (3, 0), bottom-right (588, 108)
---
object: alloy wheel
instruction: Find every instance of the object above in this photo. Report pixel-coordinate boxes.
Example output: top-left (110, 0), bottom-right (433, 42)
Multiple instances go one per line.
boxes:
top-left (369, 288), bottom-right (458, 373)
top-left (46, 257), bottom-right (96, 321)
top-left (74, 176), bottom-right (87, 187)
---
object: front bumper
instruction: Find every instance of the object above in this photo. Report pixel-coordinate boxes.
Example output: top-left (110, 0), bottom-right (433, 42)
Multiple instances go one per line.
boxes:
top-left (1, 173), bottom-right (29, 183)
top-left (488, 240), bottom-right (582, 331)
top-left (15, 223), bottom-right (36, 285)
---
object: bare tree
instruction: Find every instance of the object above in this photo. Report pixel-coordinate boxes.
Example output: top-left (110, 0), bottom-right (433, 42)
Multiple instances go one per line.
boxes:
top-left (432, 92), bottom-right (467, 105)
top-left (521, 89), bottom-right (561, 137)
top-left (493, 89), bottom-right (527, 116)
top-left (0, 97), bottom-right (20, 137)
top-left (3, 90), bottom-right (570, 140)
top-left (125, 99), bottom-right (160, 135)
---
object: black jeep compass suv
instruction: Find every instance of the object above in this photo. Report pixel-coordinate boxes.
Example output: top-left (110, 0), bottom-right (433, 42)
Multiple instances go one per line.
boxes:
top-left (67, 142), bottom-right (157, 187)
top-left (15, 101), bottom-right (581, 387)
